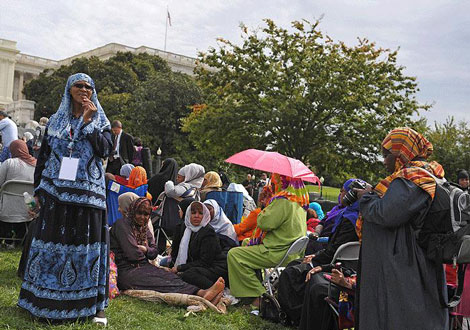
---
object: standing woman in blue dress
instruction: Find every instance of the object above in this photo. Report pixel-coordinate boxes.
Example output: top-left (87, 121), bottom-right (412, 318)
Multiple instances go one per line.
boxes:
top-left (18, 73), bottom-right (113, 325)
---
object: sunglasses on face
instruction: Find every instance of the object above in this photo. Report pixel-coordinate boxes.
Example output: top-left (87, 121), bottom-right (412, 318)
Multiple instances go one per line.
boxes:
top-left (73, 83), bottom-right (93, 90)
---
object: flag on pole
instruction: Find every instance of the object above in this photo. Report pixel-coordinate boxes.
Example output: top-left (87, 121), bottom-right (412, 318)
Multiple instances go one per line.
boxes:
top-left (167, 9), bottom-right (172, 26)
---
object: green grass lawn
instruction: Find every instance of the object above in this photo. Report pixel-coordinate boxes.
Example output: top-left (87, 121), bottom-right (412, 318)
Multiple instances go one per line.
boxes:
top-left (306, 185), bottom-right (340, 202)
top-left (0, 248), bottom-right (289, 330)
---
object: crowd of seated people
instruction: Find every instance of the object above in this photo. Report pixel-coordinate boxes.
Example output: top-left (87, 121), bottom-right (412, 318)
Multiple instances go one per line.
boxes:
top-left (15, 124), bottom-right (461, 330)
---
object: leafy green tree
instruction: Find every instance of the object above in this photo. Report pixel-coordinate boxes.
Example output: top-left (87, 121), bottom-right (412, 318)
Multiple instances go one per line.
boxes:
top-left (427, 117), bottom-right (470, 181)
top-left (183, 19), bottom-right (429, 182)
top-left (23, 52), bottom-right (201, 159)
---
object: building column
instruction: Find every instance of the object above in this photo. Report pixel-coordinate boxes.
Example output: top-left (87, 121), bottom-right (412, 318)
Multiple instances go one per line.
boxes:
top-left (18, 71), bottom-right (24, 100)
top-left (0, 39), bottom-right (19, 107)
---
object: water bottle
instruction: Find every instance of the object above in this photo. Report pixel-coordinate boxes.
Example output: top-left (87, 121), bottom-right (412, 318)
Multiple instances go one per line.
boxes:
top-left (23, 192), bottom-right (36, 210)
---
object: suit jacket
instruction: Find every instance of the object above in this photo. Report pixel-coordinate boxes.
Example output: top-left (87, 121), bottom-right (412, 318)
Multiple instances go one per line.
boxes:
top-left (113, 131), bottom-right (134, 164)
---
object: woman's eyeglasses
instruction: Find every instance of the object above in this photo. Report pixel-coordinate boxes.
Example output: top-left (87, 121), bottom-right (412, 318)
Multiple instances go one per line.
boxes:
top-left (73, 83), bottom-right (93, 90)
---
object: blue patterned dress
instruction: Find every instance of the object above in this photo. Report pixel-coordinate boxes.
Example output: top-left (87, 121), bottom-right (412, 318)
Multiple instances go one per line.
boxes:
top-left (18, 73), bottom-right (113, 321)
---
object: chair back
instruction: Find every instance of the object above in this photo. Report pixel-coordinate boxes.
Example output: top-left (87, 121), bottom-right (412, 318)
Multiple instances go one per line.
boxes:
top-left (277, 236), bottom-right (310, 267)
top-left (0, 180), bottom-right (34, 223)
top-left (332, 242), bottom-right (361, 263)
top-left (106, 180), bottom-right (148, 226)
top-left (206, 190), bottom-right (244, 224)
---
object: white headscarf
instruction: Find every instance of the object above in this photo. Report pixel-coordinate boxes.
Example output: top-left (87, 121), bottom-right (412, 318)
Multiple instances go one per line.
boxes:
top-left (203, 199), bottom-right (239, 245)
top-left (174, 201), bottom-right (211, 267)
top-left (179, 163), bottom-right (205, 188)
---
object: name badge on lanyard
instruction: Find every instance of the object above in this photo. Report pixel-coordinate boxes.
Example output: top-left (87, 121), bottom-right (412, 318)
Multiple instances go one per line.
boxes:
top-left (58, 120), bottom-right (80, 181)
top-left (59, 157), bottom-right (79, 181)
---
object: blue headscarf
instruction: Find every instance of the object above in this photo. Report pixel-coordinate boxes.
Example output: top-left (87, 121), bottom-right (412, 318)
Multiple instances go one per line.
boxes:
top-left (47, 73), bottom-right (110, 141)
top-left (330, 179), bottom-right (362, 233)
top-left (308, 202), bottom-right (325, 220)
top-left (36, 73), bottom-right (111, 209)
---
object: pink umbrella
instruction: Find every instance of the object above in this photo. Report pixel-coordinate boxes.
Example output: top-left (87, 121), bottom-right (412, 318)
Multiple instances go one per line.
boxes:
top-left (225, 149), bottom-right (321, 184)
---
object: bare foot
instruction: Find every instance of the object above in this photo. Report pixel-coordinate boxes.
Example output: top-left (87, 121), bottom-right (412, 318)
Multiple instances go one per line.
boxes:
top-left (200, 277), bottom-right (225, 301)
top-left (211, 290), bottom-right (223, 306)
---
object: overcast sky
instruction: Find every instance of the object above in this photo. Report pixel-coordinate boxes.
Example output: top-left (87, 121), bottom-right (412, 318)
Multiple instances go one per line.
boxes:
top-left (1, 0), bottom-right (468, 124)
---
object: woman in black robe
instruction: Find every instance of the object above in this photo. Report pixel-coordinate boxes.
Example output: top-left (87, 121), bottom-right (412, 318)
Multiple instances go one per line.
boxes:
top-left (110, 197), bottom-right (225, 303)
top-left (147, 158), bottom-right (178, 203)
top-left (354, 127), bottom-right (448, 330)
top-left (169, 201), bottom-right (228, 289)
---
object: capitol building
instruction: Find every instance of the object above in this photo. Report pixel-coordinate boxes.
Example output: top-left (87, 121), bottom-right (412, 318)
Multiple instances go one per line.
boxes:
top-left (0, 38), bottom-right (198, 125)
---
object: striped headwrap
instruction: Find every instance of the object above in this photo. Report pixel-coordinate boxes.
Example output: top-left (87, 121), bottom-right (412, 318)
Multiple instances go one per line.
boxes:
top-left (247, 173), bottom-right (309, 246)
top-left (356, 128), bottom-right (444, 241)
top-left (374, 127), bottom-right (444, 199)
top-left (269, 173), bottom-right (309, 209)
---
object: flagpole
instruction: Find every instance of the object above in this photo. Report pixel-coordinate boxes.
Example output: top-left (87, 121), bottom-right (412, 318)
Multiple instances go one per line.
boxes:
top-left (164, 5), bottom-right (168, 51)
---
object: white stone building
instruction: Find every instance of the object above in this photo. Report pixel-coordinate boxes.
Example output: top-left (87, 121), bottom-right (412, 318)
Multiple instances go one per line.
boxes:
top-left (0, 38), bottom-right (199, 125)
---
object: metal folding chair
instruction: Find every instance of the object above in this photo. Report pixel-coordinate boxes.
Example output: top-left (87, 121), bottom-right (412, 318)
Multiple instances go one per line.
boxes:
top-left (325, 241), bottom-right (360, 329)
top-left (262, 236), bottom-right (310, 295)
top-left (0, 180), bottom-right (35, 243)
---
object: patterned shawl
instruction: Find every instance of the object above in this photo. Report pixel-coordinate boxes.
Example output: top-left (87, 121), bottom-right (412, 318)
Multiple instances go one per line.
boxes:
top-left (47, 73), bottom-right (110, 143)
top-left (127, 197), bottom-right (151, 246)
top-left (374, 127), bottom-right (444, 199)
top-left (268, 173), bottom-right (309, 209)
top-left (247, 174), bottom-right (308, 246)
top-left (36, 73), bottom-right (111, 209)
top-left (356, 127), bottom-right (444, 240)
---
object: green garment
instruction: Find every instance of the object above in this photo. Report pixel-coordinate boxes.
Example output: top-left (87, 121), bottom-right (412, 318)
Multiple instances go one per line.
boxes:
top-left (227, 198), bottom-right (307, 297)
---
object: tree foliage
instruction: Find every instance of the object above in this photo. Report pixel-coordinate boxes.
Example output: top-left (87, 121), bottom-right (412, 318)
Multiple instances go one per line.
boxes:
top-left (427, 117), bottom-right (470, 181)
top-left (23, 52), bottom-right (202, 158)
top-left (183, 19), bottom-right (429, 184)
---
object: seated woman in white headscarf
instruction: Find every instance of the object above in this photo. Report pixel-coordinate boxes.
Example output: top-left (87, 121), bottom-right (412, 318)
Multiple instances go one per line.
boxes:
top-left (164, 163), bottom-right (205, 201)
top-left (169, 201), bottom-right (229, 289)
top-left (110, 198), bottom-right (225, 304)
top-left (203, 199), bottom-right (239, 250)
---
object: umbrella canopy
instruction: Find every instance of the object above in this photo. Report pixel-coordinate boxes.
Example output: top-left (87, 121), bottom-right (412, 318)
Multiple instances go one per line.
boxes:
top-left (225, 149), bottom-right (321, 184)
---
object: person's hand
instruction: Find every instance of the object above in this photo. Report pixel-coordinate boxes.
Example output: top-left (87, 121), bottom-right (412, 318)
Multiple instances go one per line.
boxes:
top-left (82, 97), bottom-right (97, 124)
top-left (305, 266), bottom-right (322, 282)
top-left (28, 209), bottom-right (38, 219)
top-left (330, 269), bottom-right (352, 289)
top-left (170, 266), bottom-right (178, 274)
top-left (34, 196), bottom-right (41, 209)
top-left (302, 254), bottom-right (315, 264)
top-left (137, 245), bottom-right (148, 254)
top-left (354, 185), bottom-right (373, 200)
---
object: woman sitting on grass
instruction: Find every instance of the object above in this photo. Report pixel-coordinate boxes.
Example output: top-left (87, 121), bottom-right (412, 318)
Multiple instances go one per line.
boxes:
top-left (170, 201), bottom-right (229, 289)
top-left (110, 197), bottom-right (225, 304)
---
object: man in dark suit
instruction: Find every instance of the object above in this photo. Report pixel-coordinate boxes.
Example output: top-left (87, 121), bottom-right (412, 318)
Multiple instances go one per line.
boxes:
top-left (106, 120), bottom-right (134, 175)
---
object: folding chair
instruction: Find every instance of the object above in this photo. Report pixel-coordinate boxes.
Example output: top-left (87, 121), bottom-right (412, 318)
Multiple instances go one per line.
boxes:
top-left (0, 180), bottom-right (35, 243)
top-left (262, 236), bottom-right (310, 296)
top-left (325, 242), bottom-right (360, 329)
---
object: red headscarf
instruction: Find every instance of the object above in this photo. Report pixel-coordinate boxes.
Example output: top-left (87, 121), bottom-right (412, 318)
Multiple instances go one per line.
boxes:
top-left (9, 139), bottom-right (36, 167)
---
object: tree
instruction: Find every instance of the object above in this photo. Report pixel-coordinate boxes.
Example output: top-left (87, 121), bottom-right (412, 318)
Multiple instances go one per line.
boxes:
top-left (183, 19), bottom-right (429, 182)
top-left (427, 117), bottom-right (470, 181)
top-left (23, 52), bottom-right (202, 159)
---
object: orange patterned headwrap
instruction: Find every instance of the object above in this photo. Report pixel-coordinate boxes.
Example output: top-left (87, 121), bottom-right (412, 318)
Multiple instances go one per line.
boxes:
top-left (374, 127), bottom-right (444, 199)
top-left (128, 166), bottom-right (148, 189)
